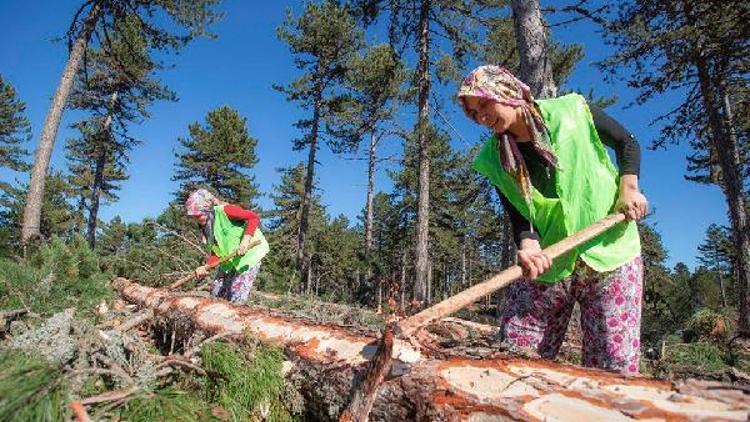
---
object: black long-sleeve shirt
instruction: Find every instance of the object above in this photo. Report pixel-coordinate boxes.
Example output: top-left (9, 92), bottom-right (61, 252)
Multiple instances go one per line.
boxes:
top-left (498, 105), bottom-right (640, 245)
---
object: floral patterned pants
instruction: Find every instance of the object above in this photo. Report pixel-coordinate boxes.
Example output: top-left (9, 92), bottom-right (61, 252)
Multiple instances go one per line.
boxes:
top-left (500, 256), bottom-right (643, 375)
top-left (210, 263), bottom-right (261, 304)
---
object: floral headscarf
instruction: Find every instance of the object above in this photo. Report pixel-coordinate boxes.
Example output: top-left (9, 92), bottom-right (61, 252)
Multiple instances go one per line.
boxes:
top-left (457, 65), bottom-right (557, 207)
top-left (185, 189), bottom-right (217, 244)
top-left (185, 189), bottom-right (216, 217)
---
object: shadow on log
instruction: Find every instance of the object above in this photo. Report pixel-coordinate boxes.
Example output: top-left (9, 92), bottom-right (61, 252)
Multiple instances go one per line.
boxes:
top-left (113, 278), bottom-right (750, 421)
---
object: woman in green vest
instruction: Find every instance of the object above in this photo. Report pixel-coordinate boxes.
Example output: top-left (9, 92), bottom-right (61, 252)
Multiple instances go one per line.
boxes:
top-left (185, 189), bottom-right (270, 303)
top-left (457, 65), bottom-right (648, 375)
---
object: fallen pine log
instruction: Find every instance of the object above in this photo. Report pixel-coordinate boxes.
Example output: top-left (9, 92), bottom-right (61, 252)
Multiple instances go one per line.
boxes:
top-left (113, 277), bottom-right (750, 421)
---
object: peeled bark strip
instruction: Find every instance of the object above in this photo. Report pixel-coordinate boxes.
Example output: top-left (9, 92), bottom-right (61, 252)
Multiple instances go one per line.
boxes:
top-left (113, 278), bottom-right (750, 421)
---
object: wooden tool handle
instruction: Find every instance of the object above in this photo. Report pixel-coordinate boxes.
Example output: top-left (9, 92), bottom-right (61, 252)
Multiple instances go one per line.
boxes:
top-left (398, 213), bottom-right (627, 336)
top-left (168, 239), bottom-right (262, 290)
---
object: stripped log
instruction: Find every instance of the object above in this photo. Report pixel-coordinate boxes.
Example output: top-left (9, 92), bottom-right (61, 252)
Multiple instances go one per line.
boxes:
top-left (113, 278), bottom-right (750, 421)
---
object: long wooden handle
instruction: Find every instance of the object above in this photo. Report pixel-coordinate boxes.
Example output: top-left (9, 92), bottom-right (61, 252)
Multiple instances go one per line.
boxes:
top-left (168, 239), bottom-right (262, 290)
top-left (398, 213), bottom-right (627, 336)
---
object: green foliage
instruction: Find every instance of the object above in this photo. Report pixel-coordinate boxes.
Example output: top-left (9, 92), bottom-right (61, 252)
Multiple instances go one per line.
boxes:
top-left (248, 292), bottom-right (384, 330)
top-left (0, 172), bottom-right (77, 250)
top-left (0, 351), bottom-right (69, 422)
top-left (0, 74), bottom-right (31, 179)
top-left (201, 341), bottom-right (294, 421)
top-left (275, 1), bottom-right (364, 153)
top-left (119, 386), bottom-right (210, 422)
top-left (261, 164), bottom-right (327, 293)
top-left (97, 207), bottom-right (206, 287)
top-left (685, 308), bottom-right (735, 342)
top-left (0, 237), bottom-right (113, 317)
top-left (66, 14), bottom-right (179, 245)
top-left (483, 15), bottom-right (583, 89)
top-left (327, 43), bottom-right (406, 154)
top-left (173, 106), bottom-right (260, 206)
top-left (662, 342), bottom-right (729, 374)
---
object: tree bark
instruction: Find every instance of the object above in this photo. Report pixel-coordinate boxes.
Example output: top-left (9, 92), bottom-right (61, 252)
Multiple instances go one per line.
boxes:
top-left (461, 233), bottom-right (467, 288)
top-left (21, 2), bottom-right (103, 245)
top-left (413, 0), bottom-right (431, 306)
top-left (87, 91), bottom-right (118, 248)
top-left (298, 83), bottom-right (323, 292)
top-left (510, 0), bottom-right (557, 98)
top-left (365, 132), bottom-right (376, 256)
top-left (426, 260), bottom-right (432, 304)
top-left (400, 251), bottom-right (407, 311)
top-left (694, 59), bottom-right (750, 334)
top-left (112, 278), bottom-right (750, 422)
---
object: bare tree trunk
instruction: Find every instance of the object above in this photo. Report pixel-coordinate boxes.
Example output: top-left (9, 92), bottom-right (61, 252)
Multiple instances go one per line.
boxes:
top-left (87, 91), bottom-right (118, 248)
top-left (426, 260), bottom-right (432, 304)
top-left (719, 273), bottom-right (728, 308)
top-left (695, 59), bottom-right (750, 334)
top-left (461, 234), bottom-right (467, 288)
top-left (400, 251), bottom-right (407, 311)
top-left (413, 0), bottom-right (431, 305)
top-left (510, 0), bottom-right (557, 98)
top-left (365, 131), bottom-right (376, 256)
top-left (307, 260), bottom-right (313, 296)
top-left (22, 2), bottom-right (103, 245)
top-left (298, 83), bottom-right (323, 290)
top-left (365, 131), bottom-right (377, 291)
top-left (377, 280), bottom-right (383, 314)
top-left (87, 146), bottom-right (107, 248)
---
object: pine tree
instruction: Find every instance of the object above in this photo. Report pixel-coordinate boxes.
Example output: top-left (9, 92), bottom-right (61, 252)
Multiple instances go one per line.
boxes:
top-left (698, 224), bottom-right (735, 307)
top-left (638, 221), bottom-right (679, 344)
top-left (275, 1), bottom-right (364, 290)
top-left (66, 15), bottom-right (176, 247)
top-left (314, 215), bottom-right (364, 301)
top-left (0, 172), bottom-right (76, 246)
top-left (353, 0), bottom-right (505, 305)
top-left (265, 164), bottom-right (326, 293)
top-left (173, 106), bottom-right (260, 207)
top-left (22, 0), bottom-right (222, 244)
top-left (510, 0), bottom-right (558, 97)
top-left (598, 0), bottom-right (750, 334)
top-left (328, 44), bottom-right (406, 261)
top-left (482, 15), bottom-right (583, 90)
top-left (0, 76), bottom-right (31, 250)
top-left (65, 119), bottom-right (128, 238)
top-left (0, 75), bottom-right (31, 185)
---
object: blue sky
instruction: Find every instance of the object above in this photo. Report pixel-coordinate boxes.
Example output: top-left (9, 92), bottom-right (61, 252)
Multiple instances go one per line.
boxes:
top-left (0, 1), bottom-right (728, 268)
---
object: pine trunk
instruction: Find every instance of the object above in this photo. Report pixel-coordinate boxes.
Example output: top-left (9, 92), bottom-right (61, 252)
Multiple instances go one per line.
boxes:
top-left (400, 251), bottom-right (407, 311)
top-left (298, 83), bottom-right (323, 292)
top-left (510, 0), bottom-right (557, 98)
top-left (461, 232), bottom-right (467, 288)
top-left (414, 0), bottom-right (431, 306)
top-left (365, 132), bottom-right (376, 256)
top-left (87, 91), bottom-right (118, 248)
top-left (694, 59), bottom-right (750, 334)
top-left (21, 2), bottom-right (103, 245)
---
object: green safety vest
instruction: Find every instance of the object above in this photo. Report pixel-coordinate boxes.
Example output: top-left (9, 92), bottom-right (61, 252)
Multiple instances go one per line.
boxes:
top-left (473, 93), bottom-right (640, 283)
top-left (211, 205), bottom-right (270, 273)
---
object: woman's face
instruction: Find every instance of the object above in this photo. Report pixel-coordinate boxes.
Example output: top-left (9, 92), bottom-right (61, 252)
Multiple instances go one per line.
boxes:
top-left (193, 214), bottom-right (208, 226)
top-left (462, 96), bottom-right (518, 134)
